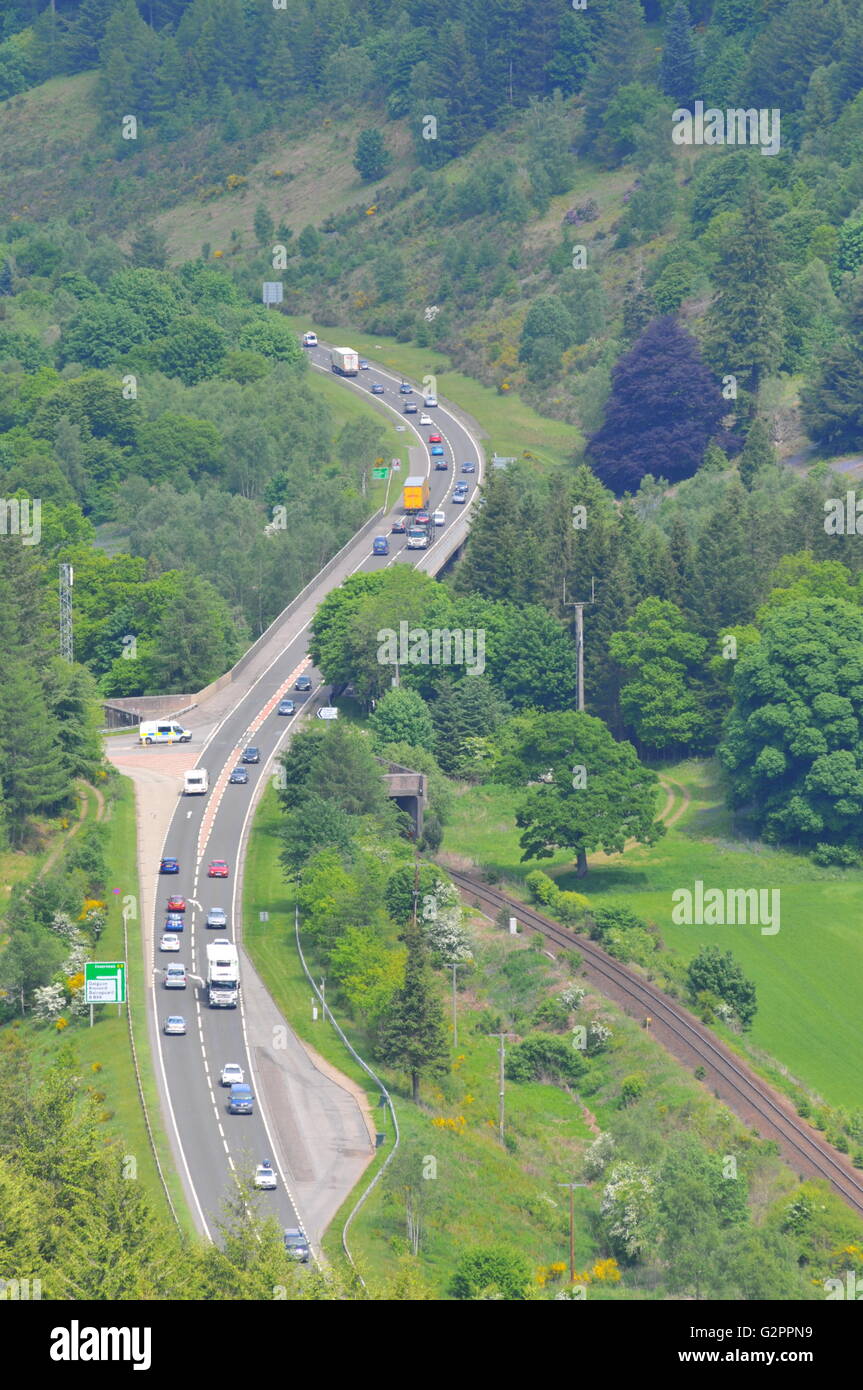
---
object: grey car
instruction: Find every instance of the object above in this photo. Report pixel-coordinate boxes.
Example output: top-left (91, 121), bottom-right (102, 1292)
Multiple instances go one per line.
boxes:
top-left (206, 907), bottom-right (227, 929)
top-left (284, 1228), bottom-right (310, 1262)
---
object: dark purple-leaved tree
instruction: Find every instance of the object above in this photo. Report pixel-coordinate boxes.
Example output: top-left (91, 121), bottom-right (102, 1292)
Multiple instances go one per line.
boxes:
top-left (586, 317), bottom-right (725, 494)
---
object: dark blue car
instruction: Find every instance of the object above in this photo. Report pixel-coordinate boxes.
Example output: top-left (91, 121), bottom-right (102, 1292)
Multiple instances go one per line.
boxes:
top-left (373, 535), bottom-right (389, 556)
top-left (160, 857), bottom-right (179, 874)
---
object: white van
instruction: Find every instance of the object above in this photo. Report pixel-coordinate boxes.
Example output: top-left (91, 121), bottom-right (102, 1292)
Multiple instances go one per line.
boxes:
top-left (139, 721), bottom-right (191, 745)
top-left (183, 769), bottom-right (209, 795)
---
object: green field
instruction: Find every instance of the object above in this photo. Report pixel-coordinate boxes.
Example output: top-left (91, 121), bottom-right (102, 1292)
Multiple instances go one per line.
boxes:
top-left (441, 762), bottom-right (863, 1113)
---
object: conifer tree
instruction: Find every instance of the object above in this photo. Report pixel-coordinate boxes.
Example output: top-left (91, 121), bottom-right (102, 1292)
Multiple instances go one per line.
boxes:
top-left (660, 1), bottom-right (699, 106)
top-left (738, 418), bottom-right (776, 488)
top-left (376, 920), bottom-right (449, 1102)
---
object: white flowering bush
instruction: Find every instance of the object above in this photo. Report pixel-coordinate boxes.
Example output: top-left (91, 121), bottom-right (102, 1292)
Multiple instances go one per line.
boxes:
top-left (32, 984), bottom-right (67, 1022)
top-left (560, 984), bottom-right (586, 1010)
top-left (50, 912), bottom-right (78, 941)
top-left (422, 879), bottom-right (473, 963)
top-left (63, 934), bottom-right (89, 977)
top-left (583, 1131), bottom-right (616, 1180)
top-left (600, 1163), bottom-right (657, 1258)
top-left (587, 1022), bottom-right (612, 1054)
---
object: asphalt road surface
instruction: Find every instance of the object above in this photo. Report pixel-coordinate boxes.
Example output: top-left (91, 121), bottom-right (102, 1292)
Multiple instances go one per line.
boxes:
top-left (122, 341), bottom-right (485, 1248)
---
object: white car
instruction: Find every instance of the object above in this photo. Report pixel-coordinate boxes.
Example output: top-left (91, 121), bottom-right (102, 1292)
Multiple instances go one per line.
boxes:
top-left (159, 933), bottom-right (181, 952)
top-left (433, 509), bottom-right (446, 526)
top-left (254, 1162), bottom-right (277, 1190)
top-left (424, 395), bottom-right (438, 407)
top-left (164, 964), bottom-right (187, 989)
top-left (419, 413), bottom-right (432, 426)
top-left (301, 331), bottom-right (318, 347)
top-left (220, 1063), bottom-right (244, 1087)
top-left (164, 1016), bottom-right (186, 1035)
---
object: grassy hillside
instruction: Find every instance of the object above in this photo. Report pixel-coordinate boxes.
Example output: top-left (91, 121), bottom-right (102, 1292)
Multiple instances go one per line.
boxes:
top-left (441, 764), bottom-right (863, 1117)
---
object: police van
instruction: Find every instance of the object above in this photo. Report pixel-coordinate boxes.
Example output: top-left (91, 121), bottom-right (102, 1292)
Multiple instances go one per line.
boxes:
top-left (139, 720), bottom-right (192, 745)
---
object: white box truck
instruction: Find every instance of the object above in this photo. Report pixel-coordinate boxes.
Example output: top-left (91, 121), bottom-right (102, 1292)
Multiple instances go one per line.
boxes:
top-left (330, 346), bottom-right (359, 376)
top-left (206, 942), bottom-right (239, 1008)
top-left (139, 720), bottom-right (191, 744)
top-left (183, 769), bottom-right (209, 795)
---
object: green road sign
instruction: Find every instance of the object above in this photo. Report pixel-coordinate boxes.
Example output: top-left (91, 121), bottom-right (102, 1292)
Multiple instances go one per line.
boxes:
top-left (84, 961), bottom-right (126, 1004)
top-left (371, 467), bottom-right (388, 479)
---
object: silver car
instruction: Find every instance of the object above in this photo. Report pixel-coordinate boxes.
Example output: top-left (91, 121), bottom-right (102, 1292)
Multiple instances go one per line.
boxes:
top-left (206, 907), bottom-right (227, 929)
top-left (164, 1016), bottom-right (186, 1035)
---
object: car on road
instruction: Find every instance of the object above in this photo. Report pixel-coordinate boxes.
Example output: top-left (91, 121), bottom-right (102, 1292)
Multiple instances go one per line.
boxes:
top-left (159, 856), bottom-right (179, 874)
top-left (277, 698), bottom-right (295, 716)
top-left (164, 1016), bottom-right (186, 1035)
top-left (391, 517), bottom-right (406, 533)
top-left (370, 382), bottom-right (385, 394)
top-left (407, 527), bottom-right (428, 549)
top-left (206, 907), bottom-right (227, 929)
top-left (295, 675), bottom-right (312, 691)
top-left (166, 895), bottom-right (186, 913)
top-left (160, 933), bottom-right (181, 952)
top-left (399, 382), bottom-right (412, 394)
top-left (419, 413), bottom-right (432, 426)
top-left (461, 460), bottom-right (476, 472)
top-left (372, 535), bottom-right (389, 556)
top-left (164, 913), bottom-right (184, 933)
top-left (220, 1063), bottom-right (244, 1087)
top-left (359, 359), bottom-right (369, 370)
top-left (434, 456), bottom-right (448, 470)
top-left (424, 395), bottom-right (438, 407)
top-left (284, 1228), bottom-right (310, 1262)
top-left (301, 331), bottom-right (318, 347)
top-left (254, 1162), bottom-right (278, 1190)
top-left (241, 746), bottom-right (260, 763)
top-left (430, 445), bottom-right (444, 457)
top-left (164, 963), bottom-right (187, 989)
top-left (208, 860), bottom-right (230, 879)
top-left (228, 1083), bottom-right (254, 1114)
top-left (433, 509), bottom-right (446, 526)
top-left (452, 487), bottom-right (468, 504)
top-left (428, 433), bottom-right (442, 444)
top-left (415, 511), bottom-right (431, 527)
top-left (403, 402), bottom-right (418, 413)
top-left (229, 766), bottom-right (248, 784)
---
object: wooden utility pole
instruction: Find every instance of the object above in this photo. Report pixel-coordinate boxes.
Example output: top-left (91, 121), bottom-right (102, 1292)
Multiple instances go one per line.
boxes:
top-left (491, 1033), bottom-right (516, 1144)
top-left (563, 577), bottom-right (594, 712)
top-left (558, 1182), bottom-right (589, 1285)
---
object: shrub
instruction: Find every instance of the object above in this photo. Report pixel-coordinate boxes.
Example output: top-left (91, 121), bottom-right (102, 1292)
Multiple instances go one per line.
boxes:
top-left (813, 842), bottom-right (860, 867)
top-left (619, 1073), bottom-right (646, 1107)
top-left (531, 996), bottom-right (571, 1032)
top-left (525, 869), bottom-right (560, 907)
top-left (450, 1245), bottom-right (532, 1300)
top-left (506, 1034), bottom-right (587, 1086)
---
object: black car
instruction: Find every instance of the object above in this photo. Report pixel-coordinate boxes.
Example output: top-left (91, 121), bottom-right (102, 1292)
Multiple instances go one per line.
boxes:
top-left (399, 382), bottom-right (412, 394)
top-left (461, 460), bottom-right (476, 473)
top-left (295, 675), bottom-right (312, 691)
top-left (283, 1228), bottom-right (310, 1263)
top-left (391, 518), bottom-right (407, 533)
top-left (241, 746), bottom-right (260, 764)
top-left (277, 699), bottom-right (295, 716)
top-left (435, 458), bottom-right (448, 470)
top-left (370, 382), bottom-right (385, 394)
top-left (229, 767), bottom-right (249, 784)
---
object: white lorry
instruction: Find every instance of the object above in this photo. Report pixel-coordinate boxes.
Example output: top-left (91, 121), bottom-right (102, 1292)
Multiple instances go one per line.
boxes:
top-left (206, 942), bottom-right (239, 1008)
top-left (183, 768), bottom-right (209, 795)
top-left (330, 346), bottom-right (359, 376)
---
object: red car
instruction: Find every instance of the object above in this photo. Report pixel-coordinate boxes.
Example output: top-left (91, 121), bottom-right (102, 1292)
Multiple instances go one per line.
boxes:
top-left (208, 860), bottom-right (230, 879)
top-left (166, 895), bottom-right (186, 913)
top-left (428, 433), bottom-right (442, 444)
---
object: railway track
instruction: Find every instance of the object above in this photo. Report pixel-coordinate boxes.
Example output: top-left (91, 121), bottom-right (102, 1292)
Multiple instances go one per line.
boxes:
top-left (450, 869), bottom-right (863, 1219)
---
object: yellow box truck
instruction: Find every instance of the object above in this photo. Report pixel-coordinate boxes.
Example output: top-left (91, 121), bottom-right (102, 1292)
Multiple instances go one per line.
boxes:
top-left (403, 475), bottom-right (430, 511)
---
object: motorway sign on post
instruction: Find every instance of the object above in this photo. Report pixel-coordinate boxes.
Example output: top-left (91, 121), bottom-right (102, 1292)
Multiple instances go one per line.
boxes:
top-left (262, 281), bottom-right (283, 305)
top-left (371, 467), bottom-right (388, 479)
top-left (85, 961), bottom-right (126, 1026)
top-left (317, 707), bottom-right (339, 720)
